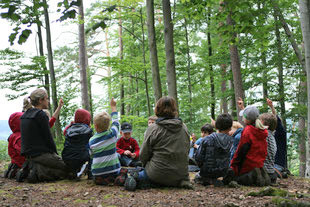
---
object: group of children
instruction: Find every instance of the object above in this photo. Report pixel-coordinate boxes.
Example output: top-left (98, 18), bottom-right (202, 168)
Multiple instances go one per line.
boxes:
top-left (4, 88), bottom-right (287, 190)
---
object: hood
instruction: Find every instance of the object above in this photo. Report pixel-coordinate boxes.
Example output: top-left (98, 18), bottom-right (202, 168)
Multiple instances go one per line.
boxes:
top-left (9, 112), bottom-right (23, 133)
top-left (74, 109), bottom-right (91, 125)
top-left (66, 123), bottom-right (92, 137)
top-left (213, 133), bottom-right (233, 150)
top-left (246, 125), bottom-right (268, 140)
top-left (156, 117), bottom-right (183, 133)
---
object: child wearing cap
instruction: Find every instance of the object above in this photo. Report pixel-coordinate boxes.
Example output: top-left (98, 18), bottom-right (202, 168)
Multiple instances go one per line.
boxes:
top-left (230, 98), bottom-right (269, 186)
top-left (116, 122), bottom-right (141, 167)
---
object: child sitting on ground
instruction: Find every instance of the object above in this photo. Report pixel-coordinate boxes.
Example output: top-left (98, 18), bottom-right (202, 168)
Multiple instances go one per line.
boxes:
top-left (4, 112), bottom-right (25, 179)
top-left (229, 121), bottom-right (243, 162)
top-left (259, 112), bottom-right (277, 184)
top-left (230, 103), bottom-right (270, 186)
top-left (116, 122), bottom-right (141, 167)
top-left (62, 108), bottom-right (93, 179)
top-left (195, 114), bottom-right (233, 186)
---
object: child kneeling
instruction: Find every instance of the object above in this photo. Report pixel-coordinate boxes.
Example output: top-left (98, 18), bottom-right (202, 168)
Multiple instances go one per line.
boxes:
top-left (195, 114), bottom-right (233, 186)
top-left (89, 99), bottom-right (127, 186)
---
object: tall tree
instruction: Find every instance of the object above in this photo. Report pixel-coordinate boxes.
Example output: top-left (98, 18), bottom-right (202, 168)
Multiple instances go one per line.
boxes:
top-left (78, 0), bottom-right (90, 111)
top-left (119, 7), bottom-right (125, 115)
top-left (162, 0), bottom-right (178, 104)
top-left (146, 0), bottom-right (162, 102)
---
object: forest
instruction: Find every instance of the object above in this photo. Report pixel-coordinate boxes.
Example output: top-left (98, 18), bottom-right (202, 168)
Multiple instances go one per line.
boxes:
top-left (0, 0), bottom-right (310, 180)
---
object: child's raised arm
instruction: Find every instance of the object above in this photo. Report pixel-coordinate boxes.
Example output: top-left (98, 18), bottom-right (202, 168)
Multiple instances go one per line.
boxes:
top-left (52, 98), bottom-right (64, 119)
top-left (237, 97), bottom-right (245, 110)
top-left (110, 98), bottom-right (117, 112)
top-left (266, 98), bottom-right (276, 115)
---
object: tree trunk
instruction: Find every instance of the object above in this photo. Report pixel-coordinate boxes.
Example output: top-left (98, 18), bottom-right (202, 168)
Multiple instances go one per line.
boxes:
top-left (105, 29), bottom-right (112, 100)
top-left (229, 79), bottom-right (237, 119)
top-left (146, 0), bottom-right (162, 102)
top-left (226, 12), bottom-right (245, 123)
top-left (262, 51), bottom-right (268, 100)
top-left (207, 11), bottom-right (215, 119)
top-left (299, 0), bottom-right (310, 178)
top-left (299, 79), bottom-right (307, 177)
top-left (162, 0), bottom-right (178, 105)
top-left (184, 17), bottom-right (193, 124)
top-left (274, 11), bottom-right (287, 129)
top-left (118, 9), bottom-right (125, 115)
top-left (140, 8), bottom-right (151, 116)
top-left (78, 0), bottom-right (90, 111)
top-left (42, 0), bottom-right (61, 140)
top-left (221, 64), bottom-right (228, 114)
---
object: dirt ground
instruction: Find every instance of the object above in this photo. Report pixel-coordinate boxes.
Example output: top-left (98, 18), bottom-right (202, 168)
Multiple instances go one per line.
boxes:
top-left (0, 162), bottom-right (310, 207)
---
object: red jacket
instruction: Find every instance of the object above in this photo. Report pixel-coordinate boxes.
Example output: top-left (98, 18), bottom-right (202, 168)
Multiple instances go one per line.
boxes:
top-left (116, 137), bottom-right (140, 158)
top-left (231, 125), bottom-right (268, 175)
top-left (8, 112), bottom-right (25, 168)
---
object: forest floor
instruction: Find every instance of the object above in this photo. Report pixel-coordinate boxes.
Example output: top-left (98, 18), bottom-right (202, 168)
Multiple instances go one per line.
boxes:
top-left (0, 161), bottom-right (310, 207)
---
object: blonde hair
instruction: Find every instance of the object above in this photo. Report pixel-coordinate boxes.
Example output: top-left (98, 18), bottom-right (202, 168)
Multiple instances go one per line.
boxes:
top-left (94, 112), bottom-right (111, 132)
top-left (232, 121), bottom-right (243, 129)
top-left (22, 97), bottom-right (33, 112)
top-left (29, 88), bottom-right (47, 106)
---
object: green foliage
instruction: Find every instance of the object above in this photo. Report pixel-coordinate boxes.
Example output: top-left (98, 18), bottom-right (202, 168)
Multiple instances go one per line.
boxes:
top-left (0, 140), bottom-right (9, 161)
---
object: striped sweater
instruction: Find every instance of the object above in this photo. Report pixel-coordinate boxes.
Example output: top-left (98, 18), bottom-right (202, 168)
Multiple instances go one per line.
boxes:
top-left (264, 130), bottom-right (277, 174)
top-left (89, 112), bottom-right (120, 176)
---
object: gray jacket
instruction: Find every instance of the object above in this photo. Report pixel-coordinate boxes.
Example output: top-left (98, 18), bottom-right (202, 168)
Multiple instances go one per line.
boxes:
top-left (140, 118), bottom-right (190, 186)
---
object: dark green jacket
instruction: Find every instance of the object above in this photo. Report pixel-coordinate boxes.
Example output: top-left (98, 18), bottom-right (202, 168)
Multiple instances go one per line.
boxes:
top-left (140, 118), bottom-right (190, 186)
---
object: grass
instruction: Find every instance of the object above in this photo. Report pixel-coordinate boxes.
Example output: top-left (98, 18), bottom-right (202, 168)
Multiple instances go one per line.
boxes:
top-left (0, 140), bottom-right (9, 161)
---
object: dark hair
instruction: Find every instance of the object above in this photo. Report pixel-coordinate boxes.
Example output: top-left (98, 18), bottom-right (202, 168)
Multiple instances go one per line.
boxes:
top-left (154, 96), bottom-right (178, 118)
top-left (201, 123), bottom-right (214, 134)
top-left (259, 113), bottom-right (277, 131)
top-left (215, 113), bottom-right (233, 131)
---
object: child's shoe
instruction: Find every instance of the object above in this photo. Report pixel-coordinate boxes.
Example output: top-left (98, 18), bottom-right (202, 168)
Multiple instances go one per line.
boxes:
top-left (124, 175), bottom-right (137, 191)
top-left (16, 161), bottom-right (30, 182)
top-left (252, 168), bottom-right (264, 186)
top-left (4, 163), bottom-right (20, 179)
top-left (114, 168), bottom-right (128, 186)
top-left (260, 167), bottom-right (271, 186)
top-left (223, 168), bottom-right (235, 185)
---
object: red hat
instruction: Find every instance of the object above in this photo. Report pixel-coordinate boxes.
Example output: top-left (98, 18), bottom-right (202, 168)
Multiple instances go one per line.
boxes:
top-left (74, 109), bottom-right (91, 125)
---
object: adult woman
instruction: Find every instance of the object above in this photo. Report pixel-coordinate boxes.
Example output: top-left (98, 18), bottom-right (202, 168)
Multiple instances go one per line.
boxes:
top-left (19, 88), bottom-right (70, 182)
top-left (125, 96), bottom-right (191, 190)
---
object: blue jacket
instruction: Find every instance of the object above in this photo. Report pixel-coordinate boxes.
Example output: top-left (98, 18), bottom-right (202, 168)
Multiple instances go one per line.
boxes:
top-left (230, 128), bottom-right (243, 162)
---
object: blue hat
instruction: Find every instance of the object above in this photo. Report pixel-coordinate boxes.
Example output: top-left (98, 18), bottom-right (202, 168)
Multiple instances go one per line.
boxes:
top-left (121, 122), bottom-right (132, 133)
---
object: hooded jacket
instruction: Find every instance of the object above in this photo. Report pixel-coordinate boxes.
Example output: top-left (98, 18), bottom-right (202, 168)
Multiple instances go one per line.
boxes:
top-left (140, 118), bottom-right (190, 187)
top-left (231, 125), bottom-right (268, 175)
top-left (62, 109), bottom-right (92, 164)
top-left (195, 133), bottom-right (233, 178)
top-left (21, 108), bottom-right (57, 157)
top-left (8, 112), bottom-right (25, 167)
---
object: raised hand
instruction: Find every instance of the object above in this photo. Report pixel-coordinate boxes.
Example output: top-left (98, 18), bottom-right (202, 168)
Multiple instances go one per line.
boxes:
top-left (237, 97), bottom-right (245, 110)
top-left (110, 98), bottom-right (117, 112)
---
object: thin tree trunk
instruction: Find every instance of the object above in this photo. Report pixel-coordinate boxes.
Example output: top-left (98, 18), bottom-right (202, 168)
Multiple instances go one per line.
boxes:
top-left (299, 0), bottom-right (310, 177)
top-left (42, 0), bottom-right (61, 140)
top-left (162, 0), bottom-right (178, 105)
top-left (299, 80), bottom-right (307, 177)
top-left (221, 64), bottom-right (228, 114)
top-left (78, 0), bottom-right (90, 111)
top-left (118, 9), bottom-right (125, 115)
top-left (140, 8), bottom-right (151, 116)
top-left (105, 29), bottom-right (112, 100)
top-left (146, 0), bottom-right (162, 102)
top-left (184, 17), bottom-right (193, 124)
top-left (262, 51), bottom-right (268, 100)
top-left (207, 11), bottom-right (215, 119)
top-left (274, 11), bottom-right (287, 129)
top-left (86, 56), bottom-right (93, 123)
top-left (226, 12), bottom-right (244, 123)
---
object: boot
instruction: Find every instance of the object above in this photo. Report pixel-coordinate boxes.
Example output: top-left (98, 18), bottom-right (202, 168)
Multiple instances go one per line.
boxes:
top-left (252, 168), bottom-right (264, 186)
top-left (16, 161), bottom-right (30, 182)
top-left (261, 167), bottom-right (271, 186)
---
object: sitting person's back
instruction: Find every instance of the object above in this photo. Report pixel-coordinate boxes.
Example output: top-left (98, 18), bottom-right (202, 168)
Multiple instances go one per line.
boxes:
top-left (229, 121), bottom-right (243, 162)
top-left (195, 114), bottom-right (233, 185)
top-left (62, 109), bottom-right (93, 174)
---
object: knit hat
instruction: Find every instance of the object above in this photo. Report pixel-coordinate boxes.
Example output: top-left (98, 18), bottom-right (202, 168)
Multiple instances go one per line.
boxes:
top-left (74, 109), bottom-right (91, 125)
top-left (239, 105), bottom-right (259, 122)
top-left (121, 122), bottom-right (132, 133)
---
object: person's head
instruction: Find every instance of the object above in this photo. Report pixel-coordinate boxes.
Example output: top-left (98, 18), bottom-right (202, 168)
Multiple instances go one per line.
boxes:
top-left (215, 113), bottom-right (233, 133)
top-left (29, 88), bottom-right (49, 109)
top-left (8, 112), bottom-right (23, 133)
top-left (43, 109), bottom-right (51, 118)
top-left (240, 105), bottom-right (260, 125)
top-left (121, 122), bottom-right (132, 139)
top-left (22, 97), bottom-right (32, 112)
top-left (229, 121), bottom-right (243, 136)
top-left (200, 123), bottom-right (214, 137)
top-left (154, 96), bottom-right (178, 118)
top-left (148, 115), bottom-right (158, 126)
top-left (93, 112), bottom-right (111, 133)
top-left (259, 113), bottom-right (277, 131)
top-left (74, 109), bottom-right (91, 126)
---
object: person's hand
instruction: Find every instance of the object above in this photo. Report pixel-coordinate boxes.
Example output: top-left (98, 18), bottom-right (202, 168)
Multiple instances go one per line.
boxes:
top-left (124, 150), bottom-right (131, 156)
top-left (237, 97), bottom-right (245, 110)
top-left (210, 118), bottom-right (216, 128)
top-left (193, 144), bottom-right (199, 149)
top-left (110, 98), bottom-right (117, 112)
top-left (191, 133), bottom-right (197, 143)
top-left (266, 98), bottom-right (273, 108)
top-left (130, 153), bottom-right (136, 159)
top-left (58, 98), bottom-right (64, 108)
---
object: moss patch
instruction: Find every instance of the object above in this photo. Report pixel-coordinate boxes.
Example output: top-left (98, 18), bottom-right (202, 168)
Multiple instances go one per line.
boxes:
top-left (247, 187), bottom-right (289, 197)
top-left (74, 199), bottom-right (88, 204)
top-left (272, 197), bottom-right (310, 207)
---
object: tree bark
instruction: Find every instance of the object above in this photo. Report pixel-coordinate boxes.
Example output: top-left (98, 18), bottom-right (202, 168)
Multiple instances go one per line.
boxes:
top-left (105, 29), bottom-right (112, 100)
top-left (299, 79), bottom-right (307, 177)
top-left (274, 11), bottom-right (287, 129)
top-left (78, 0), bottom-right (90, 111)
top-left (42, 0), bottom-right (61, 140)
top-left (262, 51), bottom-right (268, 100)
top-left (162, 0), bottom-right (178, 105)
top-left (226, 12), bottom-right (244, 123)
top-left (184, 17), bottom-right (193, 124)
top-left (140, 8), bottom-right (151, 116)
top-left (146, 0), bottom-right (162, 102)
top-left (207, 11), bottom-right (215, 119)
top-left (299, 0), bottom-right (310, 178)
top-left (221, 64), bottom-right (228, 114)
top-left (118, 9), bottom-right (125, 115)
